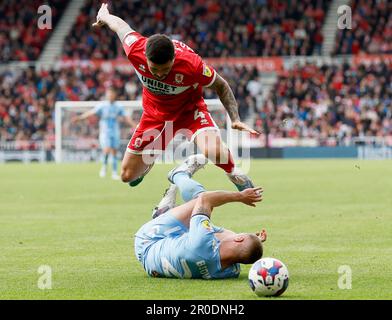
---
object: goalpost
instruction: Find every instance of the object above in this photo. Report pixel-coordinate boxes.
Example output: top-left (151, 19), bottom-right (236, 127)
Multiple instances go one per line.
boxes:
top-left (54, 99), bottom-right (236, 163)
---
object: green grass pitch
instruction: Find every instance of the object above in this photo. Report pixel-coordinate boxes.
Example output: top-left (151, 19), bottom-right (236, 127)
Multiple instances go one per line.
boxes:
top-left (1, 159), bottom-right (391, 300)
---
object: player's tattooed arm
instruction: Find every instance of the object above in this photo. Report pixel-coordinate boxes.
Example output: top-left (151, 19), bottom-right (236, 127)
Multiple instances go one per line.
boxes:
top-left (192, 206), bottom-right (211, 218)
top-left (191, 190), bottom-right (260, 218)
top-left (210, 72), bottom-right (261, 135)
top-left (209, 73), bottom-right (240, 123)
top-left (92, 3), bottom-right (135, 42)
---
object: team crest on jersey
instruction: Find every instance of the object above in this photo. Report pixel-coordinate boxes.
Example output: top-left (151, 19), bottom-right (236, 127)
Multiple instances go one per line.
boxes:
top-left (139, 64), bottom-right (146, 72)
top-left (174, 73), bottom-right (184, 84)
top-left (133, 137), bottom-right (143, 149)
top-left (124, 34), bottom-right (138, 47)
top-left (202, 64), bottom-right (212, 77)
top-left (202, 220), bottom-right (212, 231)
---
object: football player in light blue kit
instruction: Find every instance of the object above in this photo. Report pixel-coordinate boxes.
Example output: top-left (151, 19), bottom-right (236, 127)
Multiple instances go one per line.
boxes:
top-left (74, 87), bottom-right (135, 180)
top-left (135, 154), bottom-right (266, 279)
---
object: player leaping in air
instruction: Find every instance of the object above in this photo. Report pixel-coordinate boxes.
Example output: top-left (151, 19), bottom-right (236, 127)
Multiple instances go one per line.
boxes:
top-left (92, 3), bottom-right (261, 191)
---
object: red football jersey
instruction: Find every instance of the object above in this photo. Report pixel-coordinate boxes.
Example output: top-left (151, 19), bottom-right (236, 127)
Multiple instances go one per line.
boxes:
top-left (122, 32), bottom-right (216, 121)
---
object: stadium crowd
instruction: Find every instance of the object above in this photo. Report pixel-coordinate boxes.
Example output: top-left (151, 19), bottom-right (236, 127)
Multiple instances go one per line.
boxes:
top-left (1, 59), bottom-right (391, 149)
top-left (1, 0), bottom-right (391, 63)
top-left (0, 0), bottom-right (68, 62)
top-left (334, 0), bottom-right (392, 55)
top-left (63, 0), bottom-right (330, 59)
top-left (254, 60), bottom-right (392, 145)
top-left (1, 0), bottom-right (391, 152)
top-left (0, 64), bottom-right (260, 148)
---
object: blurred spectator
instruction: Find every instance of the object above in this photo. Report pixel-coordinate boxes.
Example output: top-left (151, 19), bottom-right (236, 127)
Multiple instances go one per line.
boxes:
top-left (0, 0), bottom-right (69, 62)
top-left (334, 0), bottom-right (392, 55)
top-left (63, 0), bottom-right (331, 59)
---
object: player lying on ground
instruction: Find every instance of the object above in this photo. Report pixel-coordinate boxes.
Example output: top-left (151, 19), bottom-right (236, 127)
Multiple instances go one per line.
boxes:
top-left (92, 3), bottom-right (260, 191)
top-left (135, 154), bottom-right (266, 279)
top-left (72, 87), bottom-right (135, 180)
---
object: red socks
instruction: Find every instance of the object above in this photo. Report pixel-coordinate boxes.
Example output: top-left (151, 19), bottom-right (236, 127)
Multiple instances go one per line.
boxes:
top-left (215, 151), bottom-right (235, 174)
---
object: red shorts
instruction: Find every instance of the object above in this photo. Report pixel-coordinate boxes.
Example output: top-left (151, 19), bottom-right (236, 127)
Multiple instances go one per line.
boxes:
top-left (127, 105), bottom-right (219, 154)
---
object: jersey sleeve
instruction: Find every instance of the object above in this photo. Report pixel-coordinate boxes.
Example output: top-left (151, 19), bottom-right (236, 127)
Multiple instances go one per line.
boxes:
top-left (194, 57), bottom-right (217, 88)
top-left (212, 224), bottom-right (224, 233)
top-left (122, 31), bottom-right (146, 59)
top-left (187, 214), bottom-right (216, 251)
top-left (93, 103), bottom-right (104, 117)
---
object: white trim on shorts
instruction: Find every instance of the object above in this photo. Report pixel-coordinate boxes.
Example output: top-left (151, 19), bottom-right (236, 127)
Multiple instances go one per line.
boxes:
top-left (126, 149), bottom-right (164, 155)
top-left (190, 126), bottom-right (221, 143)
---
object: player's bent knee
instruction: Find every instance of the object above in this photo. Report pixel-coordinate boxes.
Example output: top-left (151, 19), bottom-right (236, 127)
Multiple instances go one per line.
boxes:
top-left (120, 168), bottom-right (136, 183)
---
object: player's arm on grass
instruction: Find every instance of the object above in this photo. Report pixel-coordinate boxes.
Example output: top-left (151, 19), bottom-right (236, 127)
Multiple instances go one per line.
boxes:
top-left (209, 74), bottom-right (261, 135)
top-left (92, 3), bottom-right (135, 43)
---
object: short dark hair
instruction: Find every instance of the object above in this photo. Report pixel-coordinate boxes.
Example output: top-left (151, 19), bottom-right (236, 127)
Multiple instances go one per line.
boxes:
top-left (146, 34), bottom-right (175, 64)
top-left (238, 234), bottom-right (263, 264)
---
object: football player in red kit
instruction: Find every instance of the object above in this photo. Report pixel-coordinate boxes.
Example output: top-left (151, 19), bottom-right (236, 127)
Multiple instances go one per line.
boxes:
top-left (92, 3), bottom-right (260, 191)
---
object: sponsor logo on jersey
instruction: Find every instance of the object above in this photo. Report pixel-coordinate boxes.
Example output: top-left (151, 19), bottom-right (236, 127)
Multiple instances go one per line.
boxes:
top-left (139, 64), bottom-right (146, 72)
top-left (124, 34), bottom-right (138, 47)
top-left (134, 70), bottom-right (190, 95)
top-left (202, 64), bottom-right (212, 77)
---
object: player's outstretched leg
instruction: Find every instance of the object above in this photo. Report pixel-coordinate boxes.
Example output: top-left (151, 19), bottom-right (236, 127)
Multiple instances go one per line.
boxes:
top-left (167, 154), bottom-right (208, 184)
top-left (194, 130), bottom-right (254, 191)
top-left (226, 166), bottom-right (254, 191)
top-left (121, 152), bottom-right (155, 187)
top-left (168, 154), bottom-right (207, 202)
top-left (152, 154), bottom-right (207, 219)
top-left (151, 184), bottom-right (177, 219)
top-left (128, 163), bottom-right (154, 187)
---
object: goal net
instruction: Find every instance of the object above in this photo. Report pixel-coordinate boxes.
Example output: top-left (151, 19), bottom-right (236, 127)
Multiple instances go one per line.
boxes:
top-left (54, 99), bottom-right (237, 163)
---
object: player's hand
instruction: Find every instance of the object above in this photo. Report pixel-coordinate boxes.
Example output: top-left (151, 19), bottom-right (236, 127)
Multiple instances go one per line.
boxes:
top-left (256, 229), bottom-right (267, 242)
top-left (92, 3), bottom-right (110, 28)
top-left (231, 120), bottom-right (261, 135)
top-left (239, 187), bottom-right (263, 207)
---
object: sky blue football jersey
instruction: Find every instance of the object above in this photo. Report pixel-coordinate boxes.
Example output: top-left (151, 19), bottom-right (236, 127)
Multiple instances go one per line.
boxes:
top-left (135, 213), bottom-right (241, 279)
top-left (93, 101), bottom-right (125, 138)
